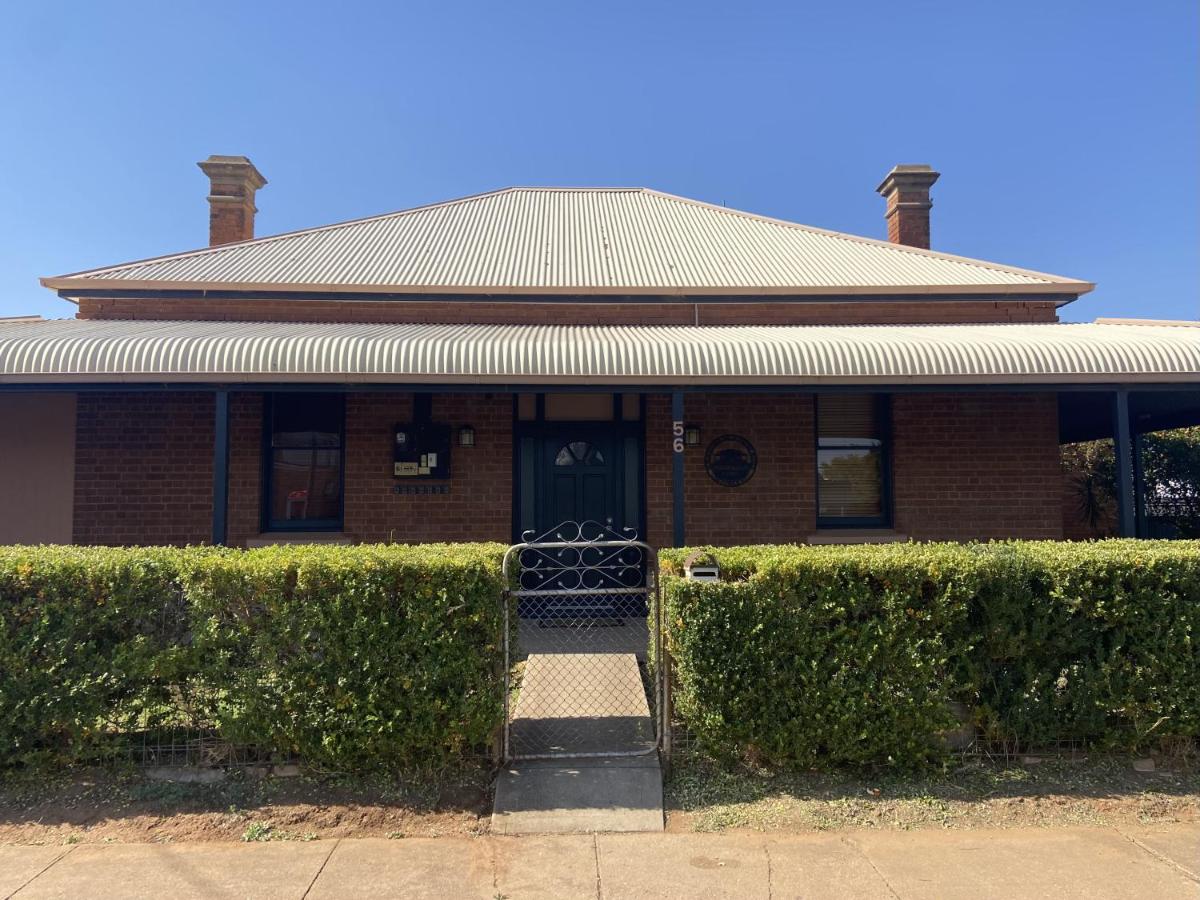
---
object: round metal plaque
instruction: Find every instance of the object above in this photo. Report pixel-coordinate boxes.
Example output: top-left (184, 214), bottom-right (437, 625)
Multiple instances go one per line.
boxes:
top-left (704, 434), bottom-right (757, 487)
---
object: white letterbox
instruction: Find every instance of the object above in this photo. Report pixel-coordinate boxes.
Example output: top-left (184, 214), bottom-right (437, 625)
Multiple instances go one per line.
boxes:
top-left (683, 551), bottom-right (720, 582)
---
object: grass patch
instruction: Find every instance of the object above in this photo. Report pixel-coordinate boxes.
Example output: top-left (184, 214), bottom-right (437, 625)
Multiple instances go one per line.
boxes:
top-left (241, 822), bottom-right (272, 842)
top-left (666, 752), bottom-right (1200, 832)
top-left (241, 821), bottom-right (318, 842)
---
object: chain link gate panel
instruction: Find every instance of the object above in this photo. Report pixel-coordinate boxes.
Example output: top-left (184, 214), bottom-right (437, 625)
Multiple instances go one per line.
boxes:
top-left (503, 521), bottom-right (664, 761)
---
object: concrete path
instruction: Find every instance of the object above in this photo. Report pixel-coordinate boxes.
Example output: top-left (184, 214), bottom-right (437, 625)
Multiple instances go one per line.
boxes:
top-left (507, 653), bottom-right (655, 756)
top-left (497, 651), bottom-right (663, 833)
top-left (2, 826), bottom-right (1197, 899)
top-left (517, 620), bottom-right (649, 661)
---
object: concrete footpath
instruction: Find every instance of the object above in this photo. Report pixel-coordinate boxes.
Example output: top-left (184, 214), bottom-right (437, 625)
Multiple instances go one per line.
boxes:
top-left (2, 825), bottom-right (1197, 899)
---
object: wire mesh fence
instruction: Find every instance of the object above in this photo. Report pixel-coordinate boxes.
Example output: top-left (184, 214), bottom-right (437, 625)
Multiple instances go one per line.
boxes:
top-left (136, 727), bottom-right (296, 769)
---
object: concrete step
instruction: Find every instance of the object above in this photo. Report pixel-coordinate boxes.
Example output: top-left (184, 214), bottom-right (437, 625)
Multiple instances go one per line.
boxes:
top-left (492, 756), bottom-right (664, 835)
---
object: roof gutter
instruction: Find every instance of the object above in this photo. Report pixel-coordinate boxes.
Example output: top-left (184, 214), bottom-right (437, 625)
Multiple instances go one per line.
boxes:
top-left (42, 278), bottom-right (1092, 301)
top-left (0, 372), bottom-right (1193, 387)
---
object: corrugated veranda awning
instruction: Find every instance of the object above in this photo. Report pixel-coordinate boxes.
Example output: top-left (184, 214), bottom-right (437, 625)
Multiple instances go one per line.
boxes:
top-left (0, 319), bottom-right (1196, 386)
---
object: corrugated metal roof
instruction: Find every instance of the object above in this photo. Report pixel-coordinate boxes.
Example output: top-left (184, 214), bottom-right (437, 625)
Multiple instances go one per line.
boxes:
top-left (0, 319), bottom-right (1194, 385)
top-left (43, 188), bottom-right (1091, 297)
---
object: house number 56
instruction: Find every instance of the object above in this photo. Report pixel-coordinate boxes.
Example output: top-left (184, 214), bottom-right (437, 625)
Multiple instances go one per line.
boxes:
top-left (672, 420), bottom-right (685, 454)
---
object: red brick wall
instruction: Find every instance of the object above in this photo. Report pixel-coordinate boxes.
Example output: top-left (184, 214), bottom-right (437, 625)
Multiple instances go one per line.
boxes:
top-left (646, 391), bottom-right (1063, 546)
top-left (696, 300), bottom-right (1058, 325)
top-left (71, 389), bottom-right (1063, 548)
top-left (891, 393), bottom-right (1063, 541)
top-left (74, 392), bottom-right (215, 546)
top-left (74, 390), bottom-right (513, 546)
top-left (227, 393), bottom-right (264, 546)
top-left (645, 393), bottom-right (817, 547)
top-left (76, 296), bottom-right (1060, 325)
top-left (342, 393), bottom-right (512, 544)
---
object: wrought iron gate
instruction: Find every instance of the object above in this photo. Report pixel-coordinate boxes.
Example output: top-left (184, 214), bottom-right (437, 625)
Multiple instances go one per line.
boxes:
top-left (502, 521), bottom-right (664, 761)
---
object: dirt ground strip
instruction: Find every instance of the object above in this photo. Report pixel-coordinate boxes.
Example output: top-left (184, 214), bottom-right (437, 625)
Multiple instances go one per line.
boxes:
top-left (0, 756), bottom-right (1196, 845)
top-left (0, 768), bottom-right (492, 845)
top-left (665, 756), bottom-right (1200, 833)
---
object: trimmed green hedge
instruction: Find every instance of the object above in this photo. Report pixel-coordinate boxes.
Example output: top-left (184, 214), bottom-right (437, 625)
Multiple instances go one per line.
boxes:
top-left (0, 544), bottom-right (507, 771)
top-left (4, 539), bottom-right (1196, 773)
top-left (0, 546), bottom-right (203, 768)
top-left (967, 541), bottom-right (1200, 749)
top-left (661, 541), bottom-right (1200, 769)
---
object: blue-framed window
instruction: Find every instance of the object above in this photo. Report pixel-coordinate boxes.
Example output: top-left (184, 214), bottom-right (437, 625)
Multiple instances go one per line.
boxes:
top-left (816, 394), bottom-right (891, 528)
top-left (263, 393), bottom-right (345, 531)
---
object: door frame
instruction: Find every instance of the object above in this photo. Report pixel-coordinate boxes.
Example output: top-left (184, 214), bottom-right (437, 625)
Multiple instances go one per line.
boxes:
top-left (511, 394), bottom-right (647, 543)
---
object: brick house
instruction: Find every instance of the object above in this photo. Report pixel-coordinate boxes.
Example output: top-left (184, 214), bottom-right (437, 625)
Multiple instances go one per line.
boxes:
top-left (1, 157), bottom-right (1196, 548)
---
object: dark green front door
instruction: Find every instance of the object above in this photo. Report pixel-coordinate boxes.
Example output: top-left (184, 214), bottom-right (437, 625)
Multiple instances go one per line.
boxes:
top-left (516, 426), bottom-right (645, 617)
top-left (515, 425), bottom-right (643, 542)
top-left (541, 432), bottom-right (617, 534)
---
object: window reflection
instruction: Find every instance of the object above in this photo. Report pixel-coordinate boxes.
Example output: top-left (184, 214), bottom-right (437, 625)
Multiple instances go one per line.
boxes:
top-left (267, 394), bottom-right (344, 529)
top-left (555, 441), bottom-right (604, 466)
top-left (817, 395), bottom-right (888, 524)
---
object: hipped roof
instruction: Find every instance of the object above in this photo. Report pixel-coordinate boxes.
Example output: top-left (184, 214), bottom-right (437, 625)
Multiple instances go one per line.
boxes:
top-left (43, 188), bottom-right (1091, 299)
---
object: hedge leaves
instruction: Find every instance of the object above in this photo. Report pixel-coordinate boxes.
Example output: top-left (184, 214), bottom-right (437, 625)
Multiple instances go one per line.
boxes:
top-left (2, 539), bottom-right (1196, 772)
top-left (0, 544), bottom-right (507, 771)
top-left (662, 540), bottom-right (1200, 768)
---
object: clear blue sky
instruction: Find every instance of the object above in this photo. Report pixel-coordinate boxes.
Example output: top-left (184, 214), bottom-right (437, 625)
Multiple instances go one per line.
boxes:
top-left (1, 0), bottom-right (1196, 322)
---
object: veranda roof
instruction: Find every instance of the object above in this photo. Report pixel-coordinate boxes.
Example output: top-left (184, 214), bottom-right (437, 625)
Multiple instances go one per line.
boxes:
top-left (0, 319), bottom-right (1195, 386)
top-left (42, 188), bottom-right (1091, 298)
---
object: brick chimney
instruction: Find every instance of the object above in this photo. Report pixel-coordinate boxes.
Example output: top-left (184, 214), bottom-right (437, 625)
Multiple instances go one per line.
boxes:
top-left (197, 155), bottom-right (267, 246)
top-left (876, 164), bottom-right (939, 249)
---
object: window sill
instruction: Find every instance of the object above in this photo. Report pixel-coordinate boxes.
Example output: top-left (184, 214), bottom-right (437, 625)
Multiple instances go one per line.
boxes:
top-left (246, 532), bottom-right (353, 548)
top-left (807, 529), bottom-right (908, 545)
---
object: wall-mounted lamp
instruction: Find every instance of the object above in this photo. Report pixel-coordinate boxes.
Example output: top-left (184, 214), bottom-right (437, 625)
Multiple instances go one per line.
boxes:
top-left (684, 424), bottom-right (701, 447)
top-left (458, 425), bottom-right (476, 448)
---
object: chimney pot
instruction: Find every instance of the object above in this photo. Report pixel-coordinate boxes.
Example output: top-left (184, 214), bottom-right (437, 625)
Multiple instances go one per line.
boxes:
top-left (876, 164), bottom-right (939, 249)
top-left (197, 155), bottom-right (267, 246)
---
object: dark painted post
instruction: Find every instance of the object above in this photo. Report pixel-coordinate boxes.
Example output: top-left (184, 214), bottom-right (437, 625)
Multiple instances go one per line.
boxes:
top-left (1112, 389), bottom-right (1136, 538)
top-left (671, 391), bottom-right (685, 547)
top-left (212, 389), bottom-right (230, 545)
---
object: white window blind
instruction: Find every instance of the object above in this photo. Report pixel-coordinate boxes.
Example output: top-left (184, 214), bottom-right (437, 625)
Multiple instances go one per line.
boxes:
top-left (818, 394), bottom-right (881, 445)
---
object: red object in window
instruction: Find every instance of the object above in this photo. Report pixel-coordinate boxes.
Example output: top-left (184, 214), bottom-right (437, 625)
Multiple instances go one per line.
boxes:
top-left (286, 490), bottom-right (309, 519)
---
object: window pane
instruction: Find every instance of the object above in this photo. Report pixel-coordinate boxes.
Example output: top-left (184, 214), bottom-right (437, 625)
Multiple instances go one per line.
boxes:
top-left (555, 441), bottom-right (603, 466)
top-left (270, 448), bottom-right (342, 523)
top-left (267, 393), bottom-right (343, 528)
top-left (543, 393), bottom-right (614, 421)
top-left (818, 447), bottom-right (883, 518)
top-left (818, 394), bottom-right (880, 444)
top-left (817, 395), bottom-right (886, 522)
top-left (272, 394), bottom-right (343, 448)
